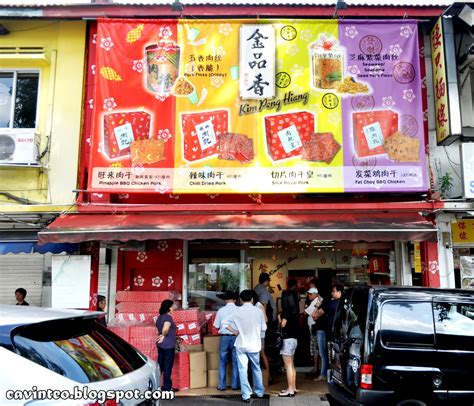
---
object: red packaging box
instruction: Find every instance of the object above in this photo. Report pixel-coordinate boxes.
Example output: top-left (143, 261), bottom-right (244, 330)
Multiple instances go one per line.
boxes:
top-left (178, 334), bottom-right (190, 345)
top-left (108, 326), bottom-right (130, 341)
top-left (352, 110), bottom-right (398, 157)
top-left (264, 111), bottom-right (314, 161)
top-left (130, 325), bottom-right (158, 339)
top-left (181, 110), bottom-right (228, 161)
top-left (190, 333), bottom-right (201, 345)
top-left (176, 323), bottom-right (186, 334)
top-left (142, 346), bottom-right (158, 361)
top-left (103, 111), bottom-right (151, 159)
top-left (175, 351), bottom-right (190, 366)
top-left (116, 312), bottom-right (148, 323)
top-left (116, 302), bottom-right (162, 313)
top-left (171, 361), bottom-right (190, 391)
top-left (203, 311), bottom-right (216, 322)
top-left (130, 337), bottom-right (157, 353)
top-left (185, 322), bottom-right (200, 335)
top-left (173, 309), bottom-right (200, 323)
top-left (115, 291), bottom-right (172, 303)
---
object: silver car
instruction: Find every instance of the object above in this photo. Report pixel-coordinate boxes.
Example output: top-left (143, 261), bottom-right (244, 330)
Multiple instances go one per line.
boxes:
top-left (0, 305), bottom-right (162, 405)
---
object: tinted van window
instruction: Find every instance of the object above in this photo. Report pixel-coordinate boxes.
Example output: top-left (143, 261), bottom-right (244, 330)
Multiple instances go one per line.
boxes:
top-left (381, 302), bottom-right (434, 348)
top-left (12, 317), bottom-right (146, 383)
top-left (433, 302), bottom-right (474, 351)
top-left (335, 286), bottom-right (369, 340)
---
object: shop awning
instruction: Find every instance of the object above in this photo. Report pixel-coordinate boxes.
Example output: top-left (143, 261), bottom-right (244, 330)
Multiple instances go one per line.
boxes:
top-left (38, 212), bottom-right (437, 244)
top-left (0, 242), bottom-right (79, 255)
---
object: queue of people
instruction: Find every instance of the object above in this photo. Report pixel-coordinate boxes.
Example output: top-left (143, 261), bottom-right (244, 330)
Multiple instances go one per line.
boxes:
top-left (153, 274), bottom-right (344, 402)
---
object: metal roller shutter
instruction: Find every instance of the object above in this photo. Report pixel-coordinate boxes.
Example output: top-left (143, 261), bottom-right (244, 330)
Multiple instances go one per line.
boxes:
top-left (0, 253), bottom-right (44, 306)
top-left (98, 264), bottom-right (110, 297)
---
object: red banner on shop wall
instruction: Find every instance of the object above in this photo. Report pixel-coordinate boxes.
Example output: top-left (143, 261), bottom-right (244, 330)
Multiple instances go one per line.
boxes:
top-left (90, 19), bottom-right (178, 192)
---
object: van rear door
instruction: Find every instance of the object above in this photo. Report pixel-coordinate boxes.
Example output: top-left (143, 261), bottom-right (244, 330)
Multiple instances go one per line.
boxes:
top-left (375, 299), bottom-right (438, 395)
top-left (433, 296), bottom-right (474, 399)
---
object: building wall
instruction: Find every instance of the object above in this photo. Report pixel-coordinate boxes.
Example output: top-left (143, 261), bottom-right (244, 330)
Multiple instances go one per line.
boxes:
top-left (0, 20), bottom-right (86, 210)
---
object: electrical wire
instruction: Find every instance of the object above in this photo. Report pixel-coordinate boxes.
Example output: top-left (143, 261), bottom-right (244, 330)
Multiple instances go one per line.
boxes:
top-left (8, 22), bottom-right (59, 33)
top-left (443, 146), bottom-right (462, 180)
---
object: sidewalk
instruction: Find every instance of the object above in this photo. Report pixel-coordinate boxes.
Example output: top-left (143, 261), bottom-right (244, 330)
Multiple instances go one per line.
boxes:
top-left (173, 372), bottom-right (330, 405)
top-left (270, 394), bottom-right (330, 406)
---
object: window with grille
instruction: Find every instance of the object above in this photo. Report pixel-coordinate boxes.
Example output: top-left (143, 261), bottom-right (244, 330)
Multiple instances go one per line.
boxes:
top-left (0, 71), bottom-right (39, 129)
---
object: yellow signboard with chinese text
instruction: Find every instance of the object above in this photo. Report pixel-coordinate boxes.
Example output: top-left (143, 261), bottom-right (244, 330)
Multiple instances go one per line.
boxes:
top-left (452, 219), bottom-right (474, 245)
top-left (431, 18), bottom-right (450, 145)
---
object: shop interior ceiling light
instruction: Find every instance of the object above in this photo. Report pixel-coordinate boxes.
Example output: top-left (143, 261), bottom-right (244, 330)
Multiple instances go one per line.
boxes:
top-left (336, 0), bottom-right (347, 10)
top-left (171, 0), bottom-right (184, 12)
top-left (458, 4), bottom-right (473, 28)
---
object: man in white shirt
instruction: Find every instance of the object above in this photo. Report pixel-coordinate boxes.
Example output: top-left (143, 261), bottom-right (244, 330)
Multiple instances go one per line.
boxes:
top-left (227, 290), bottom-right (267, 403)
top-left (305, 287), bottom-right (320, 376)
top-left (213, 291), bottom-right (240, 391)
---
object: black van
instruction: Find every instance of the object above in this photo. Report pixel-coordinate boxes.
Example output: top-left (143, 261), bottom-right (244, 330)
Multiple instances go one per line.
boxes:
top-left (328, 286), bottom-right (474, 406)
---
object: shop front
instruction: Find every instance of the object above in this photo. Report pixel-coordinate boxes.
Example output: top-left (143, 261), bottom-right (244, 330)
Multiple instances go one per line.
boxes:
top-left (39, 210), bottom-right (439, 304)
top-left (39, 15), bottom-right (441, 389)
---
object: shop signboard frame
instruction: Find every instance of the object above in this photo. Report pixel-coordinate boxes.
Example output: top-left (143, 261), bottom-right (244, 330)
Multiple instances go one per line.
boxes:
top-left (87, 18), bottom-right (427, 194)
top-left (452, 219), bottom-right (474, 247)
top-left (430, 16), bottom-right (462, 146)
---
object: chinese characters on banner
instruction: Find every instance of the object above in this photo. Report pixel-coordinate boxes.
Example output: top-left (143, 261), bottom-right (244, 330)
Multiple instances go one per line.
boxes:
top-left (430, 18), bottom-right (450, 145)
top-left (240, 25), bottom-right (275, 99)
top-left (451, 219), bottom-right (474, 245)
top-left (88, 19), bottom-right (427, 194)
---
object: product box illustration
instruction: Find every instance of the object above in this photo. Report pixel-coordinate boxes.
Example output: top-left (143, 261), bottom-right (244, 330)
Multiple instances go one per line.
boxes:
top-left (264, 111), bottom-right (315, 161)
top-left (218, 133), bottom-right (255, 163)
top-left (352, 110), bottom-right (398, 158)
top-left (103, 111), bottom-right (151, 159)
top-left (302, 132), bottom-right (341, 164)
top-left (181, 110), bottom-right (229, 161)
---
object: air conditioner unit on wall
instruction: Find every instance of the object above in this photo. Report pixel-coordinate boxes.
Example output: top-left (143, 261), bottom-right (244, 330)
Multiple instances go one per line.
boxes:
top-left (0, 131), bottom-right (38, 165)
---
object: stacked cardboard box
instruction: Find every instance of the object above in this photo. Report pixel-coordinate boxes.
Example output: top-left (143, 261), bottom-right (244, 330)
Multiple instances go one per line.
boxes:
top-left (189, 351), bottom-right (207, 389)
top-left (204, 335), bottom-right (235, 388)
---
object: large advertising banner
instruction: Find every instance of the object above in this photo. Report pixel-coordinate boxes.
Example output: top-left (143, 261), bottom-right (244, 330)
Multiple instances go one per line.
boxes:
top-left (88, 19), bottom-right (427, 194)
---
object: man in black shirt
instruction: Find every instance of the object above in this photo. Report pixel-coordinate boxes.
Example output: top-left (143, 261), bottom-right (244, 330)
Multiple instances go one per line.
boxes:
top-left (15, 288), bottom-right (29, 306)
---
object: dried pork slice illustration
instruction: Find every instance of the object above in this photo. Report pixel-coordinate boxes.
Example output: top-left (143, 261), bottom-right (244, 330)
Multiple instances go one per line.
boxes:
top-left (131, 139), bottom-right (166, 165)
top-left (384, 131), bottom-right (420, 162)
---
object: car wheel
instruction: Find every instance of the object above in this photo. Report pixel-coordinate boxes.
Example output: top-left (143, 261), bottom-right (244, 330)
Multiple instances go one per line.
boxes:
top-left (396, 400), bottom-right (427, 406)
